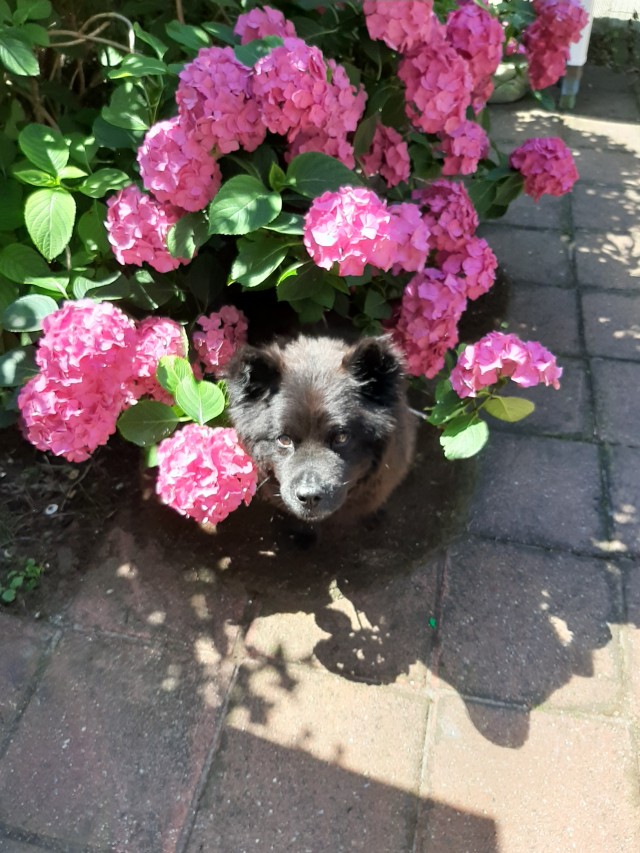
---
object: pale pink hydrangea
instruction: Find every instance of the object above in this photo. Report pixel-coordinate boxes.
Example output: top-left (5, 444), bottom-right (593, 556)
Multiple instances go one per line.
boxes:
top-left (18, 300), bottom-right (137, 462)
top-left (413, 179), bottom-right (479, 253)
top-left (398, 35), bottom-right (473, 135)
top-left (155, 424), bottom-right (257, 525)
top-left (450, 331), bottom-right (563, 398)
top-left (361, 124), bottom-right (411, 188)
top-left (509, 137), bottom-right (579, 201)
top-left (234, 5), bottom-right (296, 43)
top-left (446, 2), bottom-right (504, 112)
top-left (439, 119), bottom-right (489, 176)
top-left (193, 306), bottom-right (249, 374)
top-left (438, 237), bottom-right (498, 301)
top-left (176, 46), bottom-right (266, 154)
top-left (363, 0), bottom-right (437, 52)
top-left (137, 117), bottom-right (222, 212)
top-left (286, 127), bottom-right (357, 170)
top-left (105, 184), bottom-right (190, 273)
top-left (522, 0), bottom-right (588, 90)
top-left (127, 317), bottom-right (187, 404)
top-left (390, 268), bottom-right (467, 378)
top-left (388, 203), bottom-right (431, 273)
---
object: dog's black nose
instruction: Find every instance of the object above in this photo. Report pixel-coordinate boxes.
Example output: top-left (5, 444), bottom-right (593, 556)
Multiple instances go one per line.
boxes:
top-left (295, 484), bottom-right (322, 508)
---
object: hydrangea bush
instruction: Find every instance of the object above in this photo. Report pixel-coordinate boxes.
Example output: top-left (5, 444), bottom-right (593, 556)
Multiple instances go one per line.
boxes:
top-left (0, 0), bottom-right (587, 525)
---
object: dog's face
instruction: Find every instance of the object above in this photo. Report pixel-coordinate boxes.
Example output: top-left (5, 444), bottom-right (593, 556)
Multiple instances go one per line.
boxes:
top-left (225, 336), bottom-right (404, 522)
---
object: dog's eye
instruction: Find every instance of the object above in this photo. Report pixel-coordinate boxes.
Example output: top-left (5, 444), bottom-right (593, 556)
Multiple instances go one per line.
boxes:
top-left (277, 434), bottom-right (293, 448)
top-left (332, 430), bottom-right (350, 447)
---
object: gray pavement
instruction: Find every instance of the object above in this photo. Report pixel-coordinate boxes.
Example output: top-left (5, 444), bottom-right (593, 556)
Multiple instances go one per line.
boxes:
top-left (1, 64), bottom-right (639, 852)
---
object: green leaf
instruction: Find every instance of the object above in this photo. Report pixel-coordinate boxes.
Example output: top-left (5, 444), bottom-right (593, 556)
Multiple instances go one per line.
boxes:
top-left (167, 213), bottom-right (209, 260)
top-left (78, 168), bottom-right (132, 198)
top-left (127, 272), bottom-right (177, 310)
top-left (234, 36), bottom-right (283, 67)
top-left (200, 21), bottom-right (237, 45)
top-left (285, 152), bottom-right (362, 198)
top-left (58, 165), bottom-right (87, 181)
top-left (71, 273), bottom-right (130, 301)
top-left (77, 203), bottom-right (110, 255)
top-left (165, 20), bottom-right (210, 51)
top-left (268, 161), bottom-right (286, 192)
top-left (484, 396), bottom-right (535, 423)
top-left (0, 243), bottom-right (49, 282)
top-left (11, 166), bottom-right (57, 187)
top-left (468, 178), bottom-right (498, 220)
top-left (133, 23), bottom-right (168, 59)
top-left (0, 345), bottom-right (37, 386)
top-left (2, 294), bottom-right (57, 331)
top-left (494, 173), bottom-right (524, 207)
top-left (1, 589), bottom-right (17, 603)
top-left (231, 235), bottom-right (289, 288)
top-left (105, 54), bottom-right (170, 79)
top-left (174, 376), bottom-right (225, 425)
top-left (14, 0), bottom-right (51, 22)
top-left (0, 176), bottom-right (23, 230)
top-left (27, 273), bottom-right (69, 297)
top-left (277, 263), bottom-right (333, 303)
top-left (0, 33), bottom-right (38, 75)
top-left (102, 82), bottom-right (151, 132)
top-left (363, 289), bottom-right (391, 320)
top-left (18, 124), bottom-right (69, 174)
top-left (440, 418), bottom-right (489, 460)
top-left (117, 400), bottom-right (181, 447)
top-left (427, 389), bottom-right (465, 426)
top-left (24, 187), bottom-right (76, 260)
top-left (21, 22), bottom-right (49, 46)
top-left (156, 355), bottom-right (193, 396)
top-left (207, 175), bottom-right (281, 236)
top-left (92, 116), bottom-right (142, 150)
top-left (262, 212), bottom-right (304, 235)
top-left (353, 114), bottom-right (378, 157)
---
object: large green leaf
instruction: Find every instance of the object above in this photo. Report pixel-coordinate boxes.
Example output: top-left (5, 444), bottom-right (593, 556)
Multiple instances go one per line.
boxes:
top-left (102, 82), bottom-right (151, 132)
top-left (167, 213), bottom-right (208, 259)
top-left (78, 168), bottom-right (131, 198)
top-left (440, 417), bottom-right (489, 460)
top-left (0, 33), bottom-right (38, 75)
top-left (207, 175), bottom-right (281, 236)
top-left (105, 54), bottom-right (169, 79)
top-left (231, 235), bottom-right (289, 288)
top-left (285, 152), bottom-right (362, 198)
top-left (18, 124), bottom-right (69, 174)
top-left (24, 187), bottom-right (76, 260)
top-left (0, 243), bottom-right (49, 282)
top-left (484, 396), bottom-right (535, 423)
top-left (156, 355), bottom-right (193, 397)
top-left (0, 345), bottom-right (37, 385)
top-left (117, 400), bottom-right (180, 447)
top-left (13, 0), bottom-right (52, 22)
top-left (165, 20), bottom-right (210, 51)
top-left (2, 294), bottom-right (57, 331)
top-left (0, 176), bottom-right (23, 230)
top-left (234, 36), bottom-right (282, 67)
top-left (175, 376), bottom-right (225, 425)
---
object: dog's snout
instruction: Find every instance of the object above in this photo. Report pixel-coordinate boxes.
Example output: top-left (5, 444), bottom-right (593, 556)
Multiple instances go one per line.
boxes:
top-left (294, 477), bottom-right (323, 509)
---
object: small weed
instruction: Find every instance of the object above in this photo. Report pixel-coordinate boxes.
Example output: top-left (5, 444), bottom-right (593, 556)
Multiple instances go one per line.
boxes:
top-left (0, 558), bottom-right (44, 605)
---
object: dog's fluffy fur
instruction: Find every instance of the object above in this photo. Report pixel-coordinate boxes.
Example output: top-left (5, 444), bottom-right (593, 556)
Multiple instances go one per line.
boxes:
top-left (225, 335), bottom-right (417, 523)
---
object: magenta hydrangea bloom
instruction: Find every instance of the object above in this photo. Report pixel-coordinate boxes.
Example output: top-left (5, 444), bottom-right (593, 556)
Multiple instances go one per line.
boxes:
top-left (450, 332), bottom-right (563, 398)
top-left (126, 317), bottom-right (187, 404)
top-left (287, 128), bottom-right (357, 169)
top-left (522, 0), bottom-right (588, 90)
top-left (510, 137), bottom-right (579, 202)
top-left (363, 0), bottom-right (437, 52)
top-left (155, 424), bottom-right (257, 525)
top-left (176, 46), bottom-right (266, 154)
top-left (137, 117), bottom-right (222, 213)
top-left (234, 5), bottom-right (296, 43)
top-left (398, 34), bottom-right (473, 135)
top-left (438, 236), bottom-right (498, 301)
top-left (105, 184), bottom-right (190, 273)
top-left (390, 268), bottom-right (467, 378)
top-left (18, 300), bottom-right (137, 462)
top-left (388, 202), bottom-right (431, 273)
top-left (193, 306), bottom-right (248, 375)
top-left (413, 179), bottom-right (479, 253)
top-left (439, 119), bottom-right (489, 176)
top-left (446, 2), bottom-right (504, 112)
top-left (361, 124), bottom-right (411, 188)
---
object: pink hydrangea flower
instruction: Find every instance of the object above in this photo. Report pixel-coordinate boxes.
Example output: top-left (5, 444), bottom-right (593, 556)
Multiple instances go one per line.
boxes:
top-left (446, 2), bottom-right (504, 112)
top-left (390, 268), bottom-right (467, 378)
top-left (361, 124), bottom-right (411, 188)
top-left (176, 46), bottom-right (266, 154)
top-left (450, 331), bottom-right (563, 398)
top-left (18, 300), bottom-right (137, 462)
top-left (193, 306), bottom-right (249, 374)
top-left (127, 317), bottom-right (187, 404)
top-left (522, 0), bottom-right (588, 90)
top-left (155, 424), bottom-right (257, 525)
top-left (509, 137), bottom-right (579, 201)
top-left (439, 119), bottom-right (489, 176)
top-left (413, 179), bottom-right (479, 253)
top-left (363, 0), bottom-right (437, 52)
top-left (137, 117), bottom-right (222, 212)
top-left (105, 184), bottom-right (190, 273)
top-left (438, 237), bottom-right (498, 301)
top-left (286, 127), bottom-right (357, 170)
top-left (388, 202), bottom-right (431, 273)
top-left (234, 5), bottom-right (296, 43)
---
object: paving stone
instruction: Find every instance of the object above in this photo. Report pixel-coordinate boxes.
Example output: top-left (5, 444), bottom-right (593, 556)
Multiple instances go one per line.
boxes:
top-left (437, 538), bottom-right (622, 713)
top-left (468, 433), bottom-right (606, 553)
top-left (417, 695), bottom-right (640, 852)
top-left (0, 837), bottom-right (60, 853)
top-left (608, 446), bottom-right (640, 556)
top-left (624, 566), bottom-right (640, 713)
top-left (0, 632), bottom-right (231, 852)
top-left (592, 358), bottom-right (640, 446)
top-left (572, 182), bottom-right (640, 233)
top-left (575, 229), bottom-right (640, 290)
top-left (0, 614), bottom-right (54, 732)
top-left (563, 115), bottom-right (640, 155)
top-left (505, 283), bottom-right (581, 356)
top-left (570, 87), bottom-right (640, 123)
top-left (498, 192), bottom-right (568, 231)
top-left (571, 147), bottom-right (640, 187)
top-left (582, 290), bottom-right (640, 359)
top-left (187, 663), bottom-right (429, 852)
top-left (487, 102), bottom-right (564, 145)
top-left (478, 225), bottom-right (572, 287)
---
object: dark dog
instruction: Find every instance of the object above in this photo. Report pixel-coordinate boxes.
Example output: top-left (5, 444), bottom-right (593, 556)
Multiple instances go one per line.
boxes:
top-left (225, 335), bottom-right (417, 523)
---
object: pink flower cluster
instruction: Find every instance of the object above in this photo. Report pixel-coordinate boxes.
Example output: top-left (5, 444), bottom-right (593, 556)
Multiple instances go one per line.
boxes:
top-left (445, 2), bottom-right (505, 112)
top-left (439, 237), bottom-right (498, 301)
top-left (303, 186), bottom-right (429, 277)
top-left (105, 184), bottom-right (189, 273)
top-left (439, 119), bottom-right (489, 177)
top-left (234, 5), bottom-right (296, 43)
top-left (193, 306), bottom-right (249, 375)
top-left (126, 317), bottom-right (186, 404)
top-left (361, 124), bottom-right (411, 188)
top-left (155, 424), bottom-right (257, 525)
top-left (413, 179), bottom-right (479, 253)
top-left (18, 300), bottom-right (137, 462)
top-left (510, 137), bottom-right (579, 201)
top-left (522, 0), bottom-right (588, 90)
top-left (450, 332), bottom-right (563, 398)
top-left (363, 0), bottom-right (437, 52)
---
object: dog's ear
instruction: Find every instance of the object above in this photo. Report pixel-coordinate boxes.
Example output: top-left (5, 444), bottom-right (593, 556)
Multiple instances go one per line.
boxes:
top-left (225, 345), bottom-right (283, 402)
top-left (343, 337), bottom-right (403, 406)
